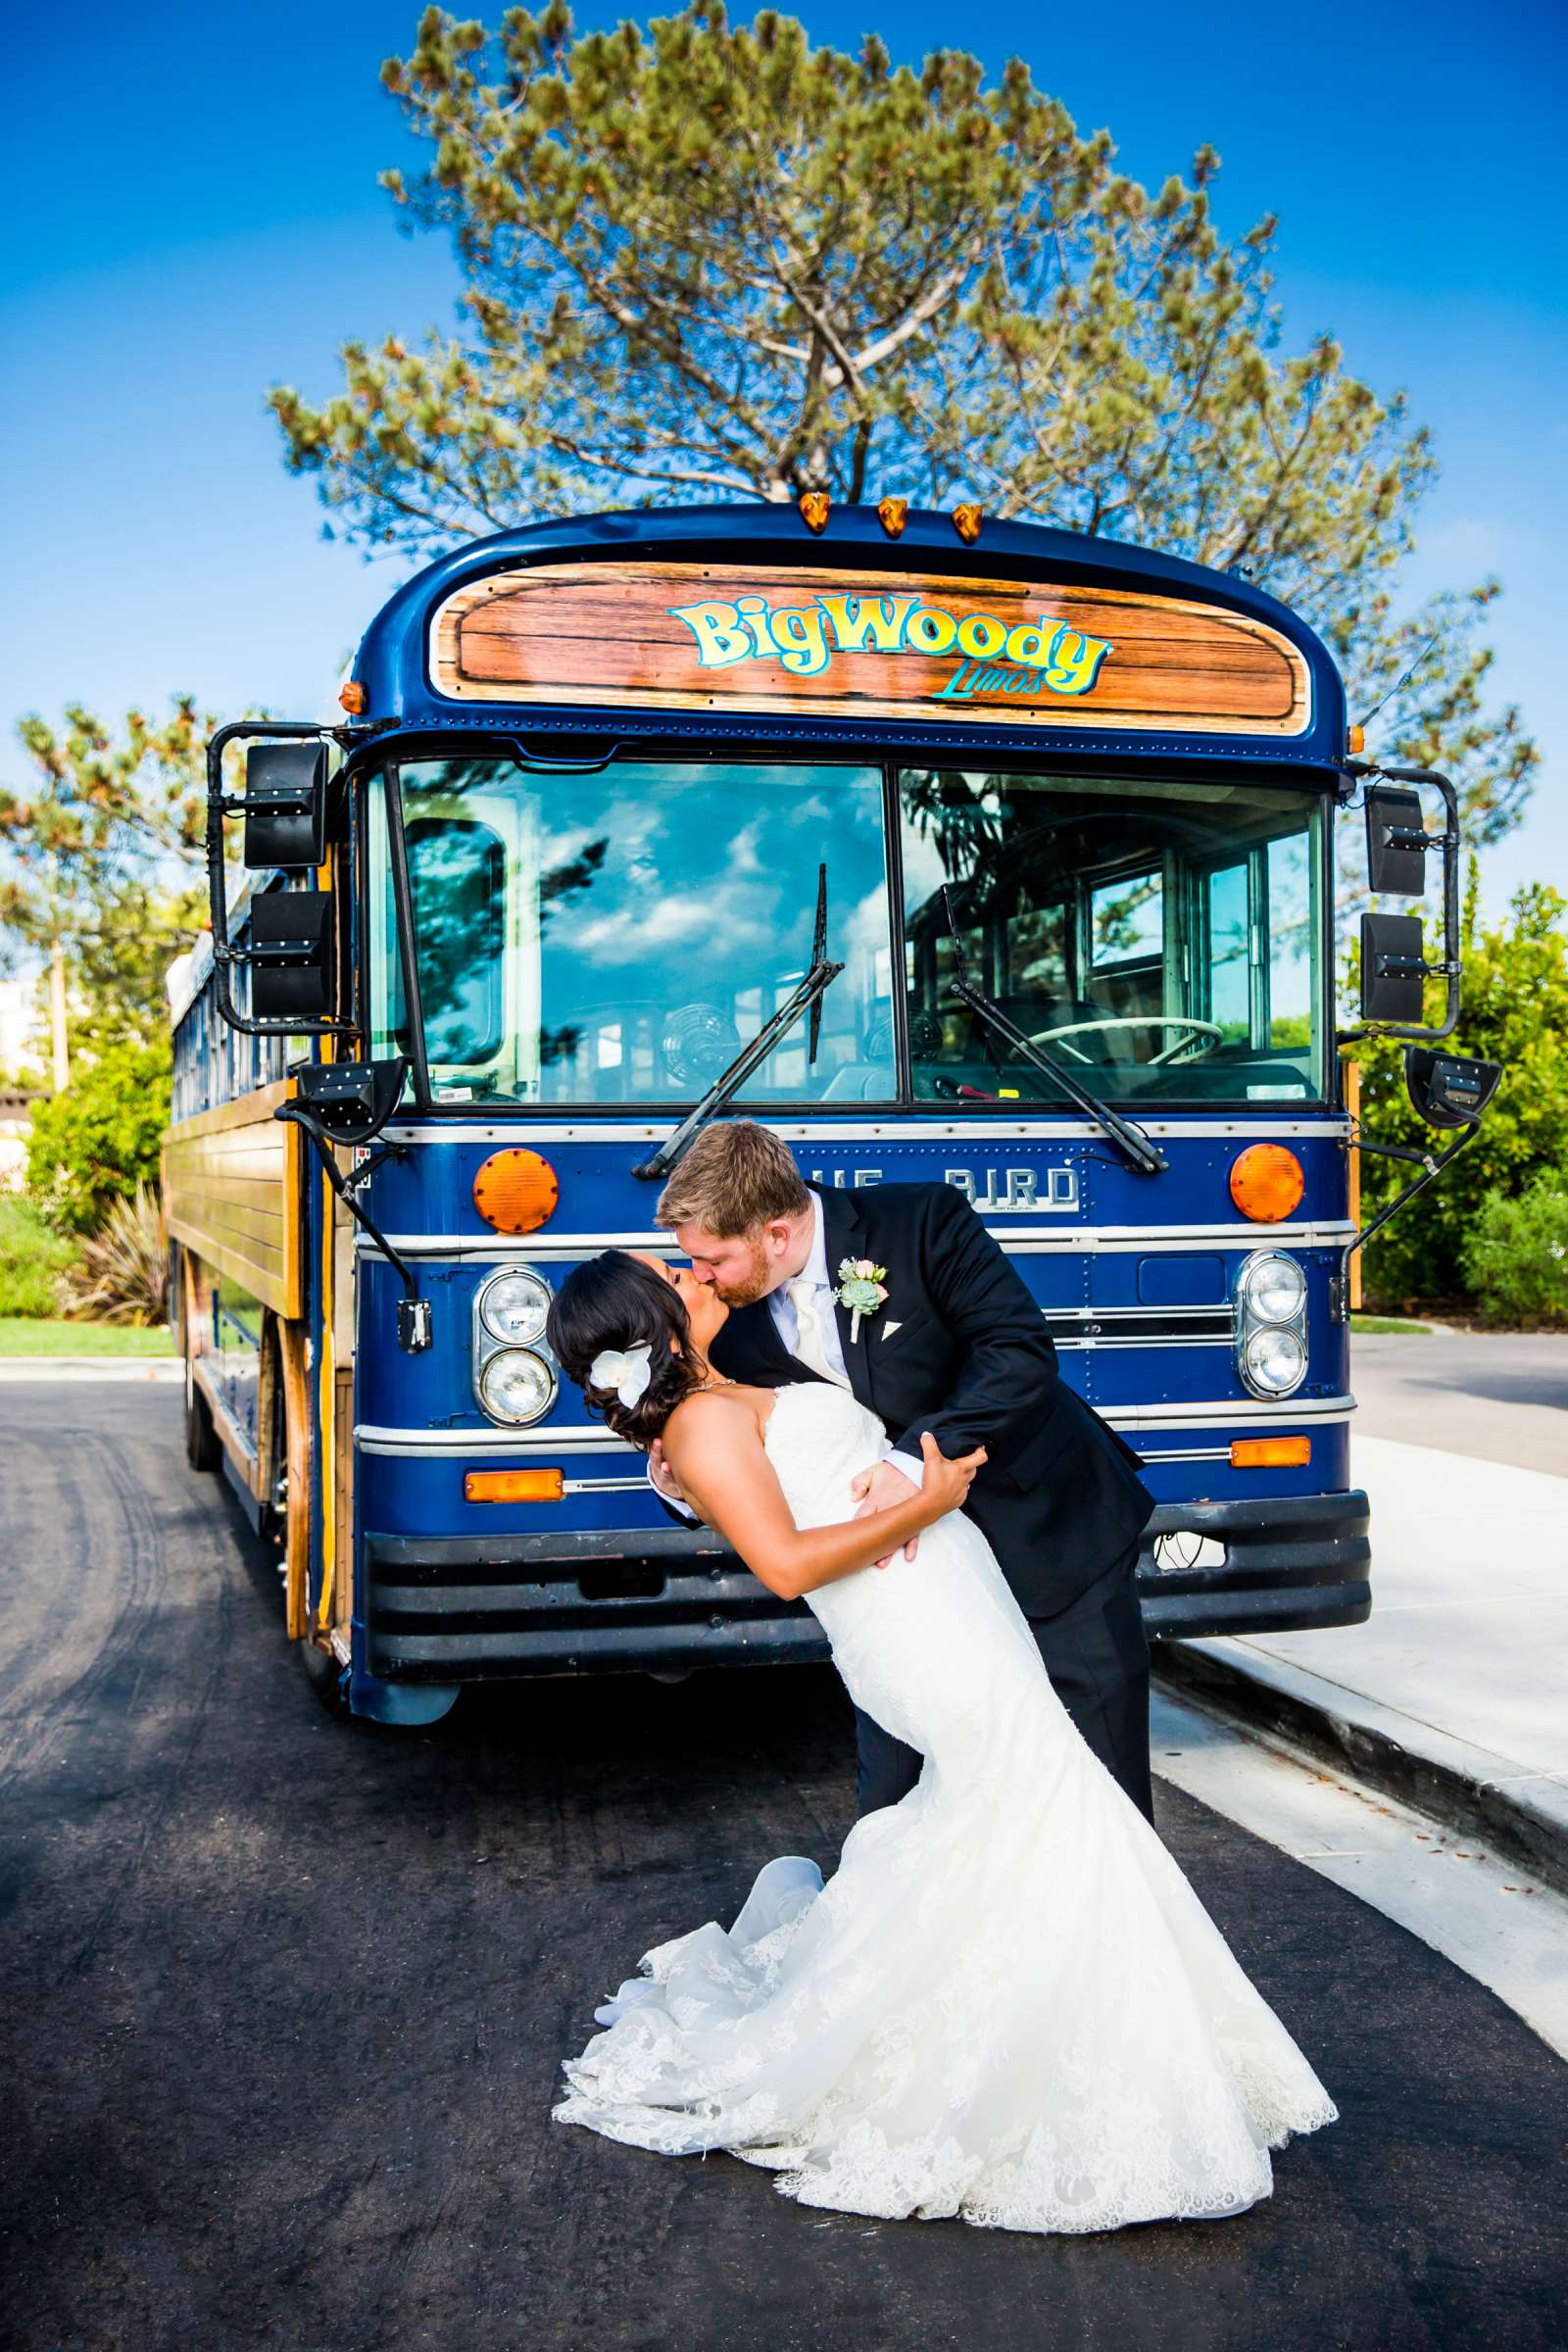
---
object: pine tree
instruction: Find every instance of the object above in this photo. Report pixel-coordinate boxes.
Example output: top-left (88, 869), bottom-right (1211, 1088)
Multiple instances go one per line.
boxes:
top-left (0, 699), bottom-right (217, 1073)
top-left (270, 5), bottom-right (1535, 839)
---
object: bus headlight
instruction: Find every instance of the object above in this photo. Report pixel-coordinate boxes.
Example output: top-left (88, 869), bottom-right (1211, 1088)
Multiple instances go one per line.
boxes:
top-left (476, 1268), bottom-right (552, 1347)
top-left (1240, 1324), bottom-right (1306, 1396)
top-left (477, 1348), bottom-right (558, 1426)
top-left (1236, 1251), bottom-right (1306, 1326)
top-left (1235, 1248), bottom-right (1307, 1401)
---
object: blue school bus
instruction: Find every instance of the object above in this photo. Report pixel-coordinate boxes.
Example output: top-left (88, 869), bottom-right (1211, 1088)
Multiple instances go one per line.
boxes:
top-left (164, 499), bottom-right (1496, 1722)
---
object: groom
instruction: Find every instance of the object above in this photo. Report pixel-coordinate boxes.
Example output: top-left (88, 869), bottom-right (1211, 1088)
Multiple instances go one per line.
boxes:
top-left (649, 1121), bottom-right (1156, 1823)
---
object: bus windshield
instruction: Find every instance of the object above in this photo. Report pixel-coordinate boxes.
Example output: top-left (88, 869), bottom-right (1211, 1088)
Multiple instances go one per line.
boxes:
top-left (368, 759), bottom-right (897, 1105)
top-left (368, 757), bottom-right (1325, 1108)
top-left (900, 768), bottom-right (1324, 1105)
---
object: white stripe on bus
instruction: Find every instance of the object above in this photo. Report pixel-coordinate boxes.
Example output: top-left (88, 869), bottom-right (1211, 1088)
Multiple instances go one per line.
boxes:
top-left (352, 1219), bottom-right (1355, 1263)
top-left (353, 1394), bottom-right (1355, 1456)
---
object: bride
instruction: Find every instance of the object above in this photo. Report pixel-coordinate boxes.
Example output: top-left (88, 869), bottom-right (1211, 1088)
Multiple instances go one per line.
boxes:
top-left (544, 1250), bottom-right (1336, 2234)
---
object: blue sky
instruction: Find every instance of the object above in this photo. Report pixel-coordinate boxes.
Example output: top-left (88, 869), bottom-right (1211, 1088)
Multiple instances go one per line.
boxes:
top-left (4, 0), bottom-right (1564, 911)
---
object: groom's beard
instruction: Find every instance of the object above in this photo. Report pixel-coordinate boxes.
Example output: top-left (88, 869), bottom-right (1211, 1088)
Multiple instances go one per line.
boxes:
top-left (710, 1235), bottom-right (778, 1308)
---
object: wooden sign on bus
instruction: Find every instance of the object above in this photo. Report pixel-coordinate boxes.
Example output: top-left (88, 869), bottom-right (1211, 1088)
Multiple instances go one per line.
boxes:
top-left (430, 561), bottom-right (1311, 737)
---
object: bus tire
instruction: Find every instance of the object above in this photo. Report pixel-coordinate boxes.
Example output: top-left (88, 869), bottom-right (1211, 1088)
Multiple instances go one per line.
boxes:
top-left (298, 1634), bottom-right (352, 1719)
top-left (184, 1355), bottom-right (220, 1473)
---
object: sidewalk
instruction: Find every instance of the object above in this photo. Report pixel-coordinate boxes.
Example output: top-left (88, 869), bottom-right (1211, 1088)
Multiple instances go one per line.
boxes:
top-left (1157, 1435), bottom-right (1568, 1895)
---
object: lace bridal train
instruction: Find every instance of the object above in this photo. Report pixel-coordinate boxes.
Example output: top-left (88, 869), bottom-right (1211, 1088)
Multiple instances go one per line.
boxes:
top-left (556, 1384), bottom-right (1336, 2232)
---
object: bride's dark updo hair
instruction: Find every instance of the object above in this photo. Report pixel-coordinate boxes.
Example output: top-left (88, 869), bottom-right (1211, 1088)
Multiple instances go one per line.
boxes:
top-left (546, 1250), bottom-right (707, 1449)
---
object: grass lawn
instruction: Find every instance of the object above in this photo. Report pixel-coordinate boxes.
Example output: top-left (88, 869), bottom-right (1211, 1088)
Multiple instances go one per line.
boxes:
top-left (1351, 1313), bottom-right (1434, 1336)
top-left (0, 1318), bottom-right (173, 1358)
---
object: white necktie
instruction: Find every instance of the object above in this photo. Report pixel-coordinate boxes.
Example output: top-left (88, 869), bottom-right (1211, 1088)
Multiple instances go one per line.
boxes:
top-left (785, 1277), bottom-right (850, 1389)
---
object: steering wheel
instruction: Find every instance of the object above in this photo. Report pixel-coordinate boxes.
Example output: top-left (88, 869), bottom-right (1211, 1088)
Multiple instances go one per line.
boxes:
top-left (1022, 1015), bottom-right (1225, 1067)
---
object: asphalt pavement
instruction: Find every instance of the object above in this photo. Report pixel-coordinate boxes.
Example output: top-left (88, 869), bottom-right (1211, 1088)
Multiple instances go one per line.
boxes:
top-left (3, 1382), bottom-right (1566, 2352)
top-left (1351, 1329), bottom-right (1568, 1472)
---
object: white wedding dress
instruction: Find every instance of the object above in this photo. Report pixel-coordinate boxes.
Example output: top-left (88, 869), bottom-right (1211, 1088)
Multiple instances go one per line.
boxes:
top-left (555, 1383), bottom-right (1336, 2231)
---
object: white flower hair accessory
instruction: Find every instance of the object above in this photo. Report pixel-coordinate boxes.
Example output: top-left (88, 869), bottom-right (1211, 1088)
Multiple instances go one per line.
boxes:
top-left (589, 1342), bottom-right (653, 1408)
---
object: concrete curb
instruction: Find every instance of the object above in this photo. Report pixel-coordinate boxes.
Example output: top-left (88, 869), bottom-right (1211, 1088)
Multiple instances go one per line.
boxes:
top-left (1154, 1638), bottom-right (1568, 1903)
top-left (0, 1359), bottom-right (180, 1382)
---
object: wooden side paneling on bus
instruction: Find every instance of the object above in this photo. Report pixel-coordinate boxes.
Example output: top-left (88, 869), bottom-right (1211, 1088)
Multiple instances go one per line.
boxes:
top-left (163, 1077), bottom-right (303, 1319)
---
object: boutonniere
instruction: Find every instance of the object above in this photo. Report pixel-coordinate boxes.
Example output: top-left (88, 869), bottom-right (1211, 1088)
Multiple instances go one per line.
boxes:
top-left (833, 1257), bottom-right (889, 1344)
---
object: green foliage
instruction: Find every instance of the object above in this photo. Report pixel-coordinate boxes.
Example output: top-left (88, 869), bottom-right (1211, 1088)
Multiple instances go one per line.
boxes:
top-left (1461, 1177), bottom-right (1568, 1328)
top-left (25, 1041), bottom-right (172, 1235)
top-left (268, 5), bottom-right (1535, 841)
top-left (0, 1316), bottom-right (172, 1357)
top-left (1355, 871), bottom-right (1568, 1305)
top-left (60, 1182), bottom-right (169, 1327)
top-left (0, 698), bottom-right (218, 1056)
top-left (0, 1195), bottom-right (74, 1318)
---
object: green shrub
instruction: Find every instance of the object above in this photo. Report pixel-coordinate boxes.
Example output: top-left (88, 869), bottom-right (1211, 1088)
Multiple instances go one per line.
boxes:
top-left (1461, 1177), bottom-right (1568, 1327)
top-left (60, 1183), bottom-right (169, 1326)
top-left (1355, 876), bottom-right (1568, 1306)
top-left (25, 1039), bottom-right (172, 1236)
top-left (0, 1195), bottom-right (75, 1317)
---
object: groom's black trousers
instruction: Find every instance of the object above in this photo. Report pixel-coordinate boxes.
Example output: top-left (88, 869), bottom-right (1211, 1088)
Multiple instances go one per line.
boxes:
top-left (853, 1541), bottom-right (1154, 1826)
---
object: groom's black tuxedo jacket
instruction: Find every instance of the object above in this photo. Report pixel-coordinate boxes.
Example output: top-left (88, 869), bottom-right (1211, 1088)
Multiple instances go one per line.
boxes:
top-left (707, 1182), bottom-right (1153, 1618)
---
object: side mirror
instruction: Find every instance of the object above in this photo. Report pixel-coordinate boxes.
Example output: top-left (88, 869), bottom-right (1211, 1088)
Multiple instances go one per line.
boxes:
top-left (1406, 1047), bottom-right (1501, 1130)
top-left (1364, 784), bottom-right (1429, 897)
top-left (248, 890), bottom-right (334, 1021)
top-left (242, 740), bottom-right (328, 871)
top-left (291, 1056), bottom-right (408, 1144)
top-left (1359, 911), bottom-right (1426, 1026)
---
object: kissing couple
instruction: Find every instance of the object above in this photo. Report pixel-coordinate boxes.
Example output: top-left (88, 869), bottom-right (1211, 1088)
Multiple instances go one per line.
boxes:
top-left (545, 1122), bottom-right (1334, 2233)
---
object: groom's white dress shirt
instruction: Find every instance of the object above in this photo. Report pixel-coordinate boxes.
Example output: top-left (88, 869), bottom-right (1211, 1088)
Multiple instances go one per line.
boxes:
top-left (655, 1193), bottom-right (923, 1516)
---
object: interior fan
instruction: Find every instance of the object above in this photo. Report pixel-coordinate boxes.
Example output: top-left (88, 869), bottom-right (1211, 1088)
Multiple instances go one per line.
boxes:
top-left (661, 1002), bottom-right (741, 1090)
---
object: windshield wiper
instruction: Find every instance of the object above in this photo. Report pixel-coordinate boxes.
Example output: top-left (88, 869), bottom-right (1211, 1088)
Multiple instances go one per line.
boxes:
top-left (633, 865), bottom-right (844, 1183)
top-left (941, 889), bottom-right (1167, 1177)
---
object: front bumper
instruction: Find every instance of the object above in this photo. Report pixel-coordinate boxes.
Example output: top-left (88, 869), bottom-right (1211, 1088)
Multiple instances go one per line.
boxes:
top-left (362, 1490), bottom-right (1371, 1683)
top-left (1138, 1490), bottom-right (1370, 1639)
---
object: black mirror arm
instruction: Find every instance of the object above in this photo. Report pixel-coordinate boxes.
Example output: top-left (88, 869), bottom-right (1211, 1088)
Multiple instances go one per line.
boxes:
top-left (1340, 763), bottom-right (1462, 1047)
top-left (274, 1103), bottom-right (432, 1351)
top-left (1330, 1122), bottom-right (1478, 1323)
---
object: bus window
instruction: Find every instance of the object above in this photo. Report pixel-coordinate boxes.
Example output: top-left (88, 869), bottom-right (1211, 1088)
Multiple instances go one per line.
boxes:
top-left (382, 817), bottom-right (507, 1069)
top-left (1266, 833), bottom-right (1315, 1058)
top-left (369, 760), bottom-right (895, 1106)
top-left (1204, 860), bottom-right (1252, 1046)
top-left (901, 768), bottom-right (1323, 1105)
top-left (1088, 871), bottom-right (1165, 1031)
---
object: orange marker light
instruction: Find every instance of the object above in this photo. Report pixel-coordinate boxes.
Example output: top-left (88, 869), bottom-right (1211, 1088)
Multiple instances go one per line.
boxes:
top-left (1230, 1438), bottom-right (1311, 1469)
top-left (472, 1148), bottom-right (560, 1235)
top-left (465, 1468), bottom-right (564, 1502)
top-left (1230, 1144), bottom-right (1304, 1222)
top-left (339, 680), bottom-right (367, 714)
top-left (1347, 723), bottom-right (1365, 755)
